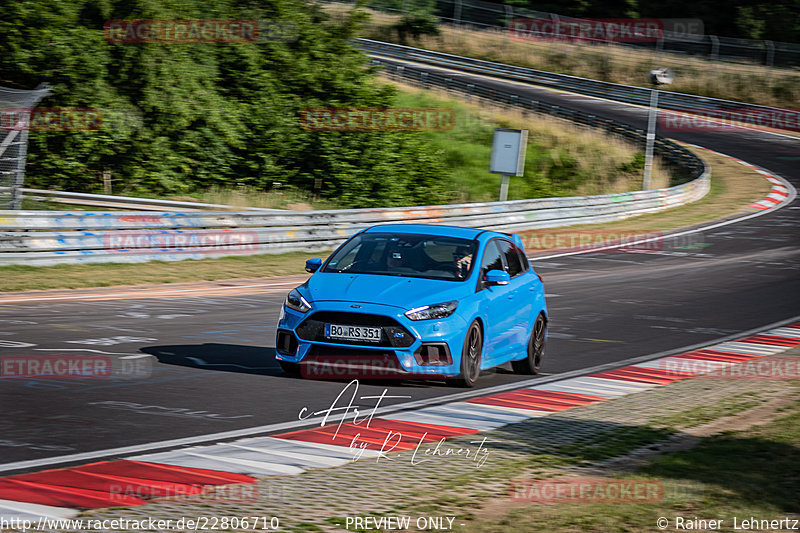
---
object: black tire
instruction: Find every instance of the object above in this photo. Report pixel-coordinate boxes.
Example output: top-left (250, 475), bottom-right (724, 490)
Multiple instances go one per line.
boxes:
top-left (450, 321), bottom-right (483, 388)
top-left (511, 314), bottom-right (546, 375)
top-left (279, 360), bottom-right (301, 378)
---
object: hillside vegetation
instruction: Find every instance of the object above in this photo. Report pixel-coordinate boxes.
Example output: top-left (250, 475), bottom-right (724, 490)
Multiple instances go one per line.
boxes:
top-left (2, 0), bottom-right (667, 208)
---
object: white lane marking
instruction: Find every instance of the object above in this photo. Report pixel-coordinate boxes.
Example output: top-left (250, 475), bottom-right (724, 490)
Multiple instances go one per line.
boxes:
top-left (227, 443), bottom-right (350, 467)
top-left (630, 358), bottom-right (733, 371)
top-left (381, 410), bottom-right (503, 431)
top-left (572, 376), bottom-right (657, 391)
top-left (0, 281), bottom-right (300, 304)
top-left (433, 402), bottom-right (539, 422)
top-left (532, 376), bottom-right (640, 395)
top-left (465, 403), bottom-right (551, 417)
top-left (532, 382), bottom-right (625, 399)
top-left (711, 342), bottom-right (786, 355)
top-left (766, 328), bottom-right (800, 339)
top-left (390, 404), bottom-right (526, 427)
top-left (180, 451), bottom-right (305, 475)
top-left (2, 314), bottom-right (798, 474)
top-left (134, 450), bottom-right (304, 476)
top-left (0, 499), bottom-right (79, 521)
top-left (529, 153), bottom-right (796, 262)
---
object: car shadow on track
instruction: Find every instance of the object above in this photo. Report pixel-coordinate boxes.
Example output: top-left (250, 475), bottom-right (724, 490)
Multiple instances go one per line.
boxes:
top-left (141, 344), bottom-right (284, 377)
top-left (141, 344), bottom-right (521, 387)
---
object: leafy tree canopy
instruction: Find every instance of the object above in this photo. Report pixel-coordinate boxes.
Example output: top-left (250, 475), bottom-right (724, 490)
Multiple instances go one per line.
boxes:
top-left (0, 0), bottom-right (449, 207)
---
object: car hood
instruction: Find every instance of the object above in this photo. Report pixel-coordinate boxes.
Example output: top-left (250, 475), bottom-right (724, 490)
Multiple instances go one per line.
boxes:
top-left (305, 272), bottom-right (468, 310)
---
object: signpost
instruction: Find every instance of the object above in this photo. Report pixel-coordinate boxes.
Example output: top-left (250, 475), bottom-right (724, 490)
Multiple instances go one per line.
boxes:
top-left (490, 128), bottom-right (528, 201)
top-left (643, 67), bottom-right (673, 190)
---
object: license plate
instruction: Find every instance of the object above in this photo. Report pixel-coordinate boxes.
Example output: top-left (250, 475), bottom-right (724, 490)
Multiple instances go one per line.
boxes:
top-left (325, 323), bottom-right (382, 343)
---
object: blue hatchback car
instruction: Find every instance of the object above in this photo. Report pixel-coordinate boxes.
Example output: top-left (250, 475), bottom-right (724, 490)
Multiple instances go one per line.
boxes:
top-left (276, 224), bottom-right (547, 387)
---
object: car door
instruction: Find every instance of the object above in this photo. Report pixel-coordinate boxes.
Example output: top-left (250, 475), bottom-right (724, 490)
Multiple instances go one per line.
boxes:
top-left (477, 238), bottom-right (516, 363)
top-left (496, 239), bottom-right (533, 353)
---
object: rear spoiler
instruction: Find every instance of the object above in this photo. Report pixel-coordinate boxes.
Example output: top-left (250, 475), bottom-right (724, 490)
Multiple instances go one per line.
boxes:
top-left (504, 232), bottom-right (526, 251)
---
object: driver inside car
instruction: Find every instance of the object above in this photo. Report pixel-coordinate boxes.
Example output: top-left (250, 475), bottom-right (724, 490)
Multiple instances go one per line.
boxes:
top-left (452, 246), bottom-right (473, 279)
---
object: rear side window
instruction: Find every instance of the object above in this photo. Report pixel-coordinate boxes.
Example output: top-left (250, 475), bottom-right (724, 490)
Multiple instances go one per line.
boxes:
top-left (498, 240), bottom-right (523, 278)
top-left (516, 247), bottom-right (530, 272)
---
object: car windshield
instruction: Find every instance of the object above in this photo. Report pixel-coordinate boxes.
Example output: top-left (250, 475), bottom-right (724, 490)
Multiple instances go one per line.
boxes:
top-left (322, 232), bottom-right (478, 281)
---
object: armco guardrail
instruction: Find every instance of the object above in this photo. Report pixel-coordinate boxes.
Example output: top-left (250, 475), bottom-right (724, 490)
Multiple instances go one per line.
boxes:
top-left (359, 39), bottom-right (800, 132)
top-left (0, 176), bottom-right (709, 265)
top-left (0, 49), bottom-right (710, 266)
top-left (341, 0), bottom-right (800, 67)
top-left (16, 188), bottom-right (282, 212)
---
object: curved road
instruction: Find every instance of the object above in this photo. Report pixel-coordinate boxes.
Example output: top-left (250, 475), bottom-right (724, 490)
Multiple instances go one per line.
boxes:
top-left (1, 59), bottom-right (798, 473)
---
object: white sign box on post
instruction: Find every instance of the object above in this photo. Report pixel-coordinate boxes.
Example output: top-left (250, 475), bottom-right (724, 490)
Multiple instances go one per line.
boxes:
top-left (490, 128), bottom-right (527, 201)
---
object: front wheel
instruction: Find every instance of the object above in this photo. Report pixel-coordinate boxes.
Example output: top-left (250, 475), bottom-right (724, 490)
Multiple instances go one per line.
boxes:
top-left (512, 314), bottom-right (546, 375)
top-left (449, 321), bottom-right (483, 388)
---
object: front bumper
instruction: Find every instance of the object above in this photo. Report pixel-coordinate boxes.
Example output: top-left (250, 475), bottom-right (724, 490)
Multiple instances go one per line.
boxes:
top-left (276, 300), bottom-right (468, 377)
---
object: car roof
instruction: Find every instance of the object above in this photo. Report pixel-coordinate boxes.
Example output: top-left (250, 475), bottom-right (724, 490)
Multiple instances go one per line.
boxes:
top-left (362, 223), bottom-right (500, 241)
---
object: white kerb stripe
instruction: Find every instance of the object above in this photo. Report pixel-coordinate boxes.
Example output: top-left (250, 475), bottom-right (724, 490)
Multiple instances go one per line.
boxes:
top-left (0, 499), bottom-right (79, 521)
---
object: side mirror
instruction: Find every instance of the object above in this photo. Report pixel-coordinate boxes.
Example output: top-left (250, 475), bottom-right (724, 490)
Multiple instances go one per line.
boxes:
top-left (305, 258), bottom-right (322, 273)
top-left (484, 269), bottom-right (510, 286)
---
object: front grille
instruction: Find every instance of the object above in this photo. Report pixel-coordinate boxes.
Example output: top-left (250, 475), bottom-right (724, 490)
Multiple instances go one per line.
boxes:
top-left (296, 311), bottom-right (415, 348)
top-left (309, 345), bottom-right (395, 358)
top-left (302, 345), bottom-right (405, 379)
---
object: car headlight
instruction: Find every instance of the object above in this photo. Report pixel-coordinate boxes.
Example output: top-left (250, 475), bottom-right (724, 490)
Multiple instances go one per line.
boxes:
top-left (285, 288), bottom-right (312, 313)
top-left (404, 301), bottom-right (458, 321)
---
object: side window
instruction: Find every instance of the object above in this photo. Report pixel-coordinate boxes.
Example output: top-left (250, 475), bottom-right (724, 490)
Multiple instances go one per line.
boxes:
top-left (479, 240), bottom-right (504, 288)
top-left (498, 240), bottom-right (523, 277)
top-left (516, 247), bottom-right (530, 273)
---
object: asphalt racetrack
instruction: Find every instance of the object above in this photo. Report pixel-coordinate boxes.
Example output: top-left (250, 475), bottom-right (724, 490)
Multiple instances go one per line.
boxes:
top-left (1, 61), bottom-right (798, 474)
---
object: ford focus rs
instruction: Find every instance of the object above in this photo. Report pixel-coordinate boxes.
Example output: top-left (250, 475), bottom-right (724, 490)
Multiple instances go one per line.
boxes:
top-left (275, 224), bottom-right (547, 387)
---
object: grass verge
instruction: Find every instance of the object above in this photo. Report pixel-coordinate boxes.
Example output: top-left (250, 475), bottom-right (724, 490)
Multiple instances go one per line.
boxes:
top-left (383, 350), bottom-right (800, 532)
top-left (518, 145), bottom-right (772, 253)
top-left (0, 143), bottom-right (773, 292)
top-left (0, 252), bottom-right (323, 292)
top-left (463, 400), bottom-right (800, 532)
top-left (386, 81), bottom-right (672, 202)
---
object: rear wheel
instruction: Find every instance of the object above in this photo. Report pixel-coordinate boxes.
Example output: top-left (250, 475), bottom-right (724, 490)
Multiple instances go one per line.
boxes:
top-left (450, 321), bottom-right (482, 388)
top-left (511, 314), bottom-right (546, 375)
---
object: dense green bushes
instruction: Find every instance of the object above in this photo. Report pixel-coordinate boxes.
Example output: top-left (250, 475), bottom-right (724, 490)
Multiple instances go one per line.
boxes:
top-left (0, 0), bottom-right (449, 207)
